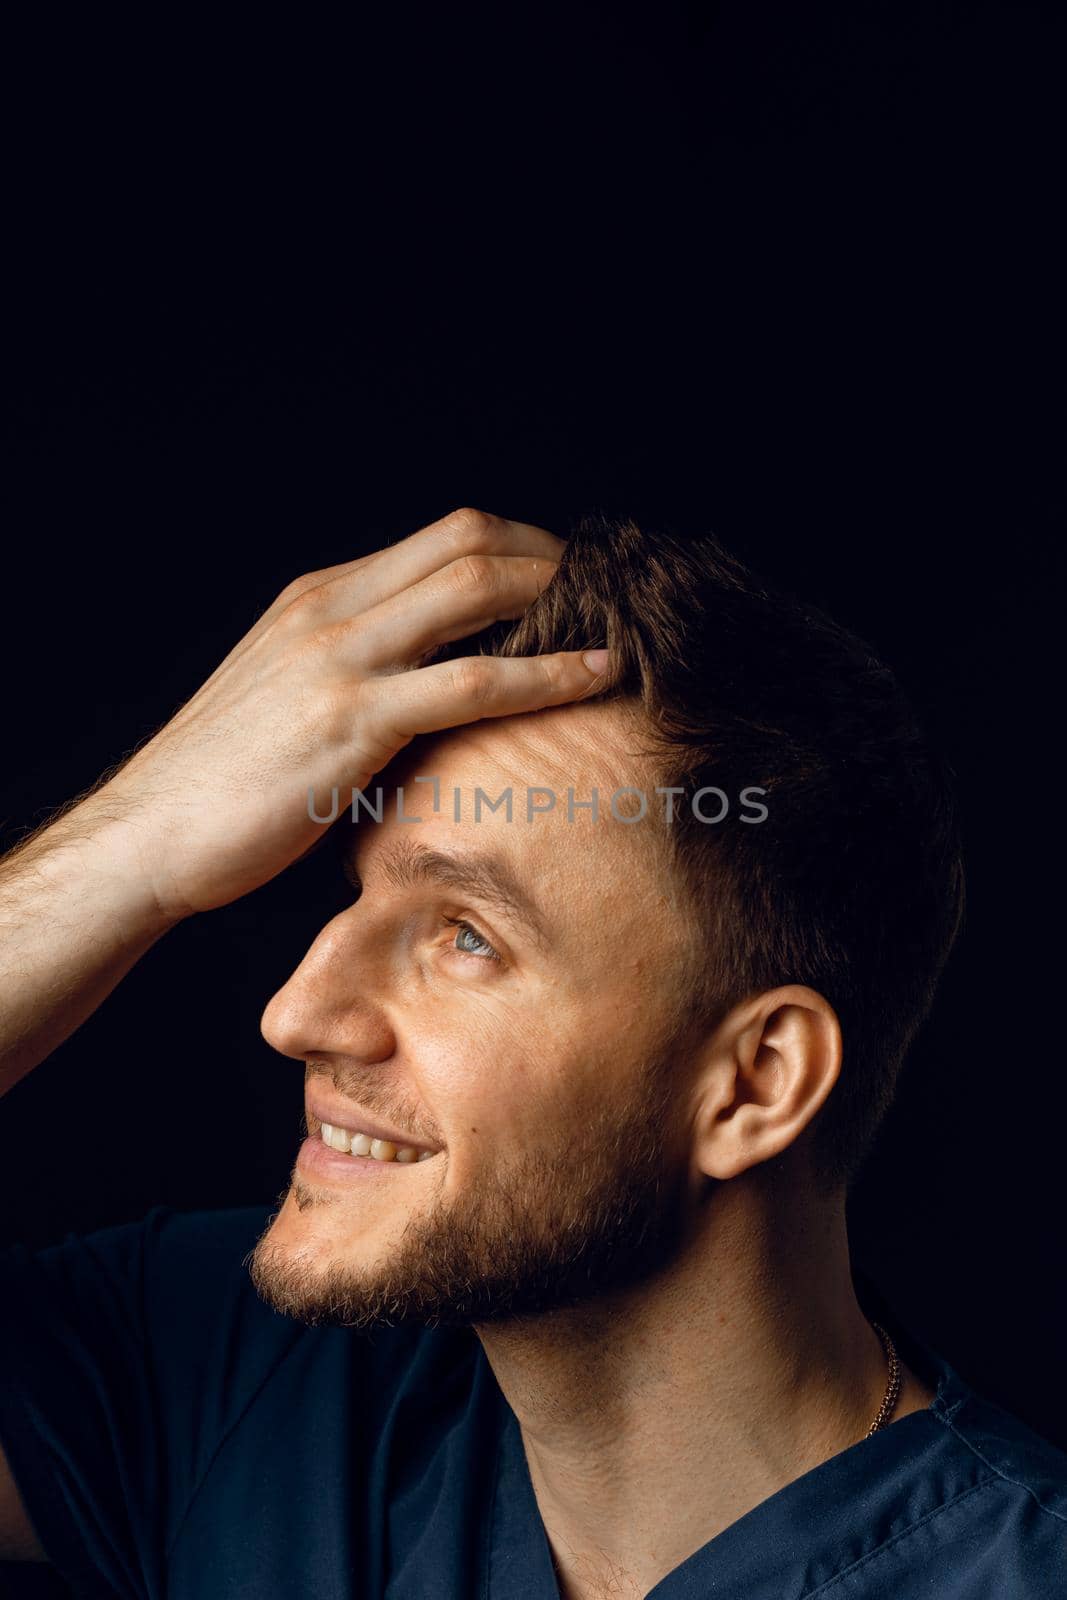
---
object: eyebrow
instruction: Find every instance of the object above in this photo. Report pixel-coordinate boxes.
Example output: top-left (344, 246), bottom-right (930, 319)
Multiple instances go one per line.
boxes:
top-left (341, 834), bottom-right (551, 951)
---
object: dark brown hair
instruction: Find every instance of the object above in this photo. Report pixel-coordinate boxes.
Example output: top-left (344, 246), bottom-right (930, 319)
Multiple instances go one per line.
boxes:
top-left (427, 515), bottom-right (965, 1192)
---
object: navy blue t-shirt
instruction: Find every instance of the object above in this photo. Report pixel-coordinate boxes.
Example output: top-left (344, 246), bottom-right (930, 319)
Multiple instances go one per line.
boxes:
top-left (0, 1204), bottom-right (1064, 1598)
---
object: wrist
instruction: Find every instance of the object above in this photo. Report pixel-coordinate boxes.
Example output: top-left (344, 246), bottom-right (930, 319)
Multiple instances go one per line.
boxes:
top-left (3, 798), bottom-right (187, 944)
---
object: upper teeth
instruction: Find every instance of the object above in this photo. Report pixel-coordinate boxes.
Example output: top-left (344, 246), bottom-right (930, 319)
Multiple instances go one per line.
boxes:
top-left (320, 1123), bottom-right (434, 1163)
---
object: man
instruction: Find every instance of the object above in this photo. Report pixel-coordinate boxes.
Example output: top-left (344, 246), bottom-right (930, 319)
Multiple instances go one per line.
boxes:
top-left (0, 508), bottom-right (1063, 1599)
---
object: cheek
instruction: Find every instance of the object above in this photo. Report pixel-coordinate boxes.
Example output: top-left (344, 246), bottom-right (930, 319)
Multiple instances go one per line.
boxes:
top-left (409, 993), bottom-right (578, 1126)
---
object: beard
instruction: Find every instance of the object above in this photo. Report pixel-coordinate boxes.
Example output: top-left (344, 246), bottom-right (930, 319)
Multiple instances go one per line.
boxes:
top-left (247, 1040), bottom-right (698, 1332)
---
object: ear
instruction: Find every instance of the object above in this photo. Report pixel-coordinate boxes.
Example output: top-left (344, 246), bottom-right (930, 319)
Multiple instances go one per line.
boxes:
top-left (690, 986), bottom-right (842, 1182)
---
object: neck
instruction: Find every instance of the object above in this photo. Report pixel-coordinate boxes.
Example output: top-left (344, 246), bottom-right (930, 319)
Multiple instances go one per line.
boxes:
top-left (474, 1171), bottom-right (931, 1600)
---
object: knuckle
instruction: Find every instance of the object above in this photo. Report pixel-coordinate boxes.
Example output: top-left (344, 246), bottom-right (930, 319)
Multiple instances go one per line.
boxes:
top-left (539, 653), bottom-right (570, 693)
top-left (448, 552), bottom-right (497, 596)
top-left (439, 506), bottom-right (498, 552)
top-left (278, 581), bottom-right (330, 626)
top-left (275, 573), bottom-right (319, 608)
top-left (297, 617), bottom-right (358, 669)
top-left (452, 656), bottom-right (496, 705)
top-left (351, 677), bottom-right (405, 761)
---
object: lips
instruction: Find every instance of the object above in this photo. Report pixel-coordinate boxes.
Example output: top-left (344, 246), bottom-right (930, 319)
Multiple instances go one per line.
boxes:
top-left (304, 1091), bottom-right (441, 1155)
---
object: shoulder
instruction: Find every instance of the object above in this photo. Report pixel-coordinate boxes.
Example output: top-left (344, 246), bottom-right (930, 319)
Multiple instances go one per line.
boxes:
top-left (32, 1202), bottom-right (284, 1354)
top-left (0, 1200), bottom-right (276, 1327)
top-left (131, 1201), bottom-right (279, 1305)
top-left (932, 1379), bottom-right (1067, 1530)
top-left (0, 1203), bottom-right (302, 1426)
top-left (0, 1203), bottom-right (483, 1587)
top-left (10, 1201), bottom-right (478, 1389)
top-left (10, 1199), bottom-right (276, 1282)
top-left (93, 1204), bottom-right (481, 1424)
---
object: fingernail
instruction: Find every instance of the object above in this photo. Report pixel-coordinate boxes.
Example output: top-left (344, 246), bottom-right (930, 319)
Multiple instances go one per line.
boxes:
top-left (582, 649), bottom-right (610, 674)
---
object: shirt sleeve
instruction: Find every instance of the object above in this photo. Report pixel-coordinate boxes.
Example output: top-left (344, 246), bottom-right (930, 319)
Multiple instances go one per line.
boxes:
top-left (0, 1204), bottom-right (279, 1600)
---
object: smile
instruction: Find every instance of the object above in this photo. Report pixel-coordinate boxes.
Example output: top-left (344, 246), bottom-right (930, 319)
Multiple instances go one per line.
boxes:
top-left (319, 1122), bottom-right (435, 1164)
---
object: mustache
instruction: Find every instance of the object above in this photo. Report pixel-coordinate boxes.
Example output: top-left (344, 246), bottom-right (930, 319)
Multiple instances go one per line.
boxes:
top-left (303, 1060), bottom-right (432, 1142)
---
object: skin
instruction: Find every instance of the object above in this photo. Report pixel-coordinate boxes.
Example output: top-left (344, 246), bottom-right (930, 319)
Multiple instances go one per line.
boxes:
top-left (0, 509), bottom-right (602, 1559)
top-left (0, 509), bottom-right (592, 1097)
top-left (252, 703), bottom-right (936, 1600)
top-left (0, 508), bottom-right (934, 1590)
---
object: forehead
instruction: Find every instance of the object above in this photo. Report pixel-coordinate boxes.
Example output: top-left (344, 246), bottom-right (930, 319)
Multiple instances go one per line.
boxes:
top-left (350, 700), bottom-right (676, 916)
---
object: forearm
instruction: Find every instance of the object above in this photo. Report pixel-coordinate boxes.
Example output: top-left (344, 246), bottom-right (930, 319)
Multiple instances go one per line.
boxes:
top-left (0, 513), bottom-right (581, 1097)
top-left (0, 803), bottom-right (177, 1096)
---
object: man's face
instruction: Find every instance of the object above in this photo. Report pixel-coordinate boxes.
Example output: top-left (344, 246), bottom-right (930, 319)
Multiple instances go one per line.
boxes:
top-left (250, 700), bottom-right (709, 1330)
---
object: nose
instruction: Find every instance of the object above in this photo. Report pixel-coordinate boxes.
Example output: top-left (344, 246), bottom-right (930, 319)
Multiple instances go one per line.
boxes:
top-left (260, 910), bottom-right (395, 1064)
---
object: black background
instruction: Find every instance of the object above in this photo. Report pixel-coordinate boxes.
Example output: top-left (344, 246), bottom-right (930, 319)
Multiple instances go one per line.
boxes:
top-left (0, 16), bottom-right (1064, 1590)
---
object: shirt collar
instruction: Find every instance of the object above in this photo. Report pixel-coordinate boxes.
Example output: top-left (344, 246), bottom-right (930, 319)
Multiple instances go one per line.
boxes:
top-left (484, 1331), bottom-right (978, 1600)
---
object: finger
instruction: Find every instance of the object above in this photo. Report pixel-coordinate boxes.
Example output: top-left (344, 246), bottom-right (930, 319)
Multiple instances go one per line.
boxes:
top-left (202, 508), bottom-right (565, 690)
top-left (362, 650), bottom-right (612, 749)
top-left (334, 553), bottom-right (560, 670)
top-left (362, 507), bottom-right (566, 605)
top-left (276, 509), bottom-right (563, 633)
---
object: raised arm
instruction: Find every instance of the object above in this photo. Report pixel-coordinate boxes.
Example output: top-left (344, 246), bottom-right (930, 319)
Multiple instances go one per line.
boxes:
top-left (0, 507), bottom-right (608, 1563)
top-left (0, 508), bottom-right (598, 1096)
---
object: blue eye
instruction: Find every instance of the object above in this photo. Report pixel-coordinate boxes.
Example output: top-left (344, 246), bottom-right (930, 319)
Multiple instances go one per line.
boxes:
top-left (443, 917), bottom-right (502, 963)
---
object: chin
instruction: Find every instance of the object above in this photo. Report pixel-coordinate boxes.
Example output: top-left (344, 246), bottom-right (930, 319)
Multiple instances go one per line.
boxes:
top-left (247, 1193), bottom-right (352, 1323)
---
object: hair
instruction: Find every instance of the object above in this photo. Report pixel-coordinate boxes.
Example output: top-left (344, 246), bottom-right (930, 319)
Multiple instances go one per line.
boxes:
top-left (423, 515), bottom-right (966, 1193)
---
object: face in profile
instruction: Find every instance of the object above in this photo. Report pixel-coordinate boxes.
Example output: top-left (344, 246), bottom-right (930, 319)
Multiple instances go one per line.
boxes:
top-left (250, 699), bottom-right (711, 1330)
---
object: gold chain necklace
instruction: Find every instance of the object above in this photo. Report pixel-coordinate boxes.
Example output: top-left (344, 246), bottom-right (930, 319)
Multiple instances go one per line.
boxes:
top-left (544, 1320), bottom-right (904, 1595)
top-left (865, 1321), bottom-right (903, 1437)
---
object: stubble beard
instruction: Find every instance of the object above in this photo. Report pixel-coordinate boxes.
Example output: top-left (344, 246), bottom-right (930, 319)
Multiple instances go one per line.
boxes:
top-left (247, 1045), bottom-right (692, 1332)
